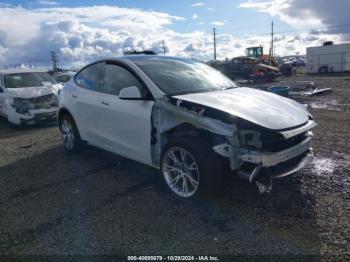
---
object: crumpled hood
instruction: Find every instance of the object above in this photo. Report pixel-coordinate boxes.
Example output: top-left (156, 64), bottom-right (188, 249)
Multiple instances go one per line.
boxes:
top-left (173, 87), bottom-right (309, 130)
top-left (5, 84), bottom-right (61, 99)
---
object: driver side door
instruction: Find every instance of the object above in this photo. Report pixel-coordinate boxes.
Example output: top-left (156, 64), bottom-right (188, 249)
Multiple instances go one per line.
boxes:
top-left (95, 62), bottom-right (155, 165)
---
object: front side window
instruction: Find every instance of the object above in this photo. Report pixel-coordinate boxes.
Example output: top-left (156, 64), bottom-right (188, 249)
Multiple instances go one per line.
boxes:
top-left (4, 72), bottom-right (57, 89)
top-left (75, 63), bottom-right (102, 91)
top-left (101, 63), bottom-right (144, 96)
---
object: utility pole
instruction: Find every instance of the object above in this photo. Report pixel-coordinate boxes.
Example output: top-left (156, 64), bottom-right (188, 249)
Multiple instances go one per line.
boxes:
top-left (162, 40), bottom-right (166, 56)
top-left (51, 51), bottom-right (58, 72)
top-left (213, 28), bottom-right (217, 60)
top-left (270, 21), bottom-right (274, 65)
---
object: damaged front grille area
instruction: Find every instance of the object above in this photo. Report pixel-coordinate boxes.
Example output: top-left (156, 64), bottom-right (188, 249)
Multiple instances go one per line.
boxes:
top-left (261, 131), bottom-right (307, 152)
top-left (30, 94), bottom-right (58, 109)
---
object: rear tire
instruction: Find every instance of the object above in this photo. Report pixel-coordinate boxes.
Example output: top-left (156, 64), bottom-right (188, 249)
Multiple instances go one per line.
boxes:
top-left (59, 115), bottom-right (82, 152)
top-left (160, 137), bottom-right (223, 199)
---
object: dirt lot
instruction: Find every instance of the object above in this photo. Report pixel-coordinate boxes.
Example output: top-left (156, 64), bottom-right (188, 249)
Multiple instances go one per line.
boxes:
top-left (0, 74), bottom-right (349, 259)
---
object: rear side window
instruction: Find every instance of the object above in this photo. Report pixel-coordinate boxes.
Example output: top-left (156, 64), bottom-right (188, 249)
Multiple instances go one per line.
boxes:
top-left (101, 63), bottom-right (143, 96)
top-left (75, 63), bottom-right (102, 91)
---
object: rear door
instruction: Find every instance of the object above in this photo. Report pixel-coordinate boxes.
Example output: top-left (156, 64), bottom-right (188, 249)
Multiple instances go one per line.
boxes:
top-left (96, 62), bottom-right (154, 165)
top-left (72, 62), bottom-right (103, 142)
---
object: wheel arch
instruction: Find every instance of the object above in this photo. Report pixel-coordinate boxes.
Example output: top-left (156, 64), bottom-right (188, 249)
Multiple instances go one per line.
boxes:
top-left (158, 122), bottom-right (229, 167)
top-left (58, 107), bottom-right (74, 127)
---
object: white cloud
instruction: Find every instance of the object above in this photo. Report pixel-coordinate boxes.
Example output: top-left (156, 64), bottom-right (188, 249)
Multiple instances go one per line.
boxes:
top-left (0, 3), bottom-right (345, 68)
top-left (0, 5), bottom-right (186, 67)
top-left (211, 21), bottom-right (225, 26)
top-left (239, 0), bottom-right (350, 39)
top-left (239, 0), bottom-right (322, 28)
top-left (192, 14), bottom-right (198, 19)
top-left (192, 3), bottom-right (206, 7)
top-left (37, 0), bottom-right (60, 6)
top-left (0, 45), bottom-right (8, 62)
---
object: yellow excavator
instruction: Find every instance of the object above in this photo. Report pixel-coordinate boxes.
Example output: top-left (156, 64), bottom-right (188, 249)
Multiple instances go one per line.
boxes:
top-left (208, 46), bottom-right (280, 82)
top-left (245, 46), bottom-right (279, 68)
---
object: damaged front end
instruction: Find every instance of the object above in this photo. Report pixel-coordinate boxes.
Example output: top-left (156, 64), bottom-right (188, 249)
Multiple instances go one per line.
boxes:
top-left (151, 96), bottom-right (316, 193)
top-left (7, 94), bottom-right (58, 125)
top-left (215, 124), bottom-right (315, 193)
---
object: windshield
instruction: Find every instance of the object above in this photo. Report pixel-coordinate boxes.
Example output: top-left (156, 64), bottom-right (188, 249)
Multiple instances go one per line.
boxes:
top-left (4, 72), bottom-right (57, 89)
top-left (133, 58), bottom-right (237, 95)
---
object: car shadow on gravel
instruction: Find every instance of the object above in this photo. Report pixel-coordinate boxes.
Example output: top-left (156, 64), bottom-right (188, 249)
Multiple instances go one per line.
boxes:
top-left (0, 116), bottom-right (57, 140)
top-left (0, 145), bottom-right (321, 255)
top-left (163, 174), bottom-right (322, 254)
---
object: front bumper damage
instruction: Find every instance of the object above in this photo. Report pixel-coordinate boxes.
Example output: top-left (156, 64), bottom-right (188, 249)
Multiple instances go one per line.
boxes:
top-left (237, 136), bottom-right (313, 193)
top-left (239, 136), bottom-right (312, 169)
top-left (20, 109), bottom-right (58, 125)
top-left (214, 128), bottom-right (315, 193)
top-left (8, 107), bottom-right (58, 126)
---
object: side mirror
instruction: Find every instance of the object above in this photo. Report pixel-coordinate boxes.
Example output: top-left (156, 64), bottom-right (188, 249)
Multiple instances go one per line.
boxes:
top-left (119, 86), bottom-right (142, 100)
top-left (0, 86), bottom-right (3, 93)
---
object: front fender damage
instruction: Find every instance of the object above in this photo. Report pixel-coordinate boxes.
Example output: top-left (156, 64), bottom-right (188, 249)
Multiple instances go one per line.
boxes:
top-left (150, 97), bottom-right (239, 168)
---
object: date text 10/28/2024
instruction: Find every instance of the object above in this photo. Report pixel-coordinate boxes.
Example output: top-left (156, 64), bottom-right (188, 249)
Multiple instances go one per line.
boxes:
top-left (127, 256), bottom-right (219, 261)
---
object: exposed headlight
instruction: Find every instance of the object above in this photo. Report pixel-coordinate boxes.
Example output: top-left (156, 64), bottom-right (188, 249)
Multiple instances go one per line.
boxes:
top-left (12, 98), bottom-right (34, 114)
top-left (238, 130), bottom-right (262, 149)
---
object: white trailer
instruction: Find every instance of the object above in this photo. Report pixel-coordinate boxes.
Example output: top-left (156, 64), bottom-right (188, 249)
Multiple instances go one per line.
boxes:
top-left (306, 43), bottom-right (350, 73)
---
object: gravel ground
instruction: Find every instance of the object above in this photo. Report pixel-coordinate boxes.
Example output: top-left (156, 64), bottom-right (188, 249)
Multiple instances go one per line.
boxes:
top-left (0, 74), bottom-right (349, 260)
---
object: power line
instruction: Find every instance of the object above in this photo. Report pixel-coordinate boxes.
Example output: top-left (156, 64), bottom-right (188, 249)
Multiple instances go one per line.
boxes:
top-left (203, 14), bottom-right (350, 35)
top-left (203, 18), bottom-right (350, 40)
top-left (275, 22), bottom-right (350, 35)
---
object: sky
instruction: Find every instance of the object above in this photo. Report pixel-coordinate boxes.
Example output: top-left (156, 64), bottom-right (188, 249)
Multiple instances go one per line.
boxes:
top-left (0, 0), bottom-right (349, 68)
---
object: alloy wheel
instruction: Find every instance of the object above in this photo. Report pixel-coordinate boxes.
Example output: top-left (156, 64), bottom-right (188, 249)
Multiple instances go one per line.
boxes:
top-left (162, 147), bottom-right (200, 198)
top-left (61, 119), bottom-right (75, 150)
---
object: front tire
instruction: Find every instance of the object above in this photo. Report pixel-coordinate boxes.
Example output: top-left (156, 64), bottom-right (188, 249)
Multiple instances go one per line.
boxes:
top-left (59, 115), bottom-right (82, 152)
top-left (161, 138), bottom-right (223, 199)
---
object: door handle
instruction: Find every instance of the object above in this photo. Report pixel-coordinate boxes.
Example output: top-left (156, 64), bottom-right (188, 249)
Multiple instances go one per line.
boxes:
top-left (72, 94), bottom-right (78, 98)
top-left (101, 101), bottom-right (109, 106)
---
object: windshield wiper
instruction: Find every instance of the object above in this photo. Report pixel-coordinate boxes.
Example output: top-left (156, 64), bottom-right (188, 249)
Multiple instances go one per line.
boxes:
top-left (168, 88), bottom-right (217, 96)
top-left (222, 86), bottom-right (237, 90)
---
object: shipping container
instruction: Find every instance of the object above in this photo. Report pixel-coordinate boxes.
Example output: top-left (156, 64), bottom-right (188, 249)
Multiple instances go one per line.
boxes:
top-left (306, 43), bottom-right (350, 73)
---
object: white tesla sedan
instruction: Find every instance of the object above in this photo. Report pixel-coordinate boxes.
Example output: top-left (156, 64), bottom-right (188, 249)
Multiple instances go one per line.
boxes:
top-left (0, 69), bottom-right (61, 126)
top-left (58, 56), bottom-right (316, 198)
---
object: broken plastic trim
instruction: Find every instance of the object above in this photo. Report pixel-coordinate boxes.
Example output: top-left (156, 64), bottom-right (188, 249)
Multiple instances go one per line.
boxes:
top-left (237, 164), bottom-right (262, 183)
top-left (279, 120), bottom-right (317, 139)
